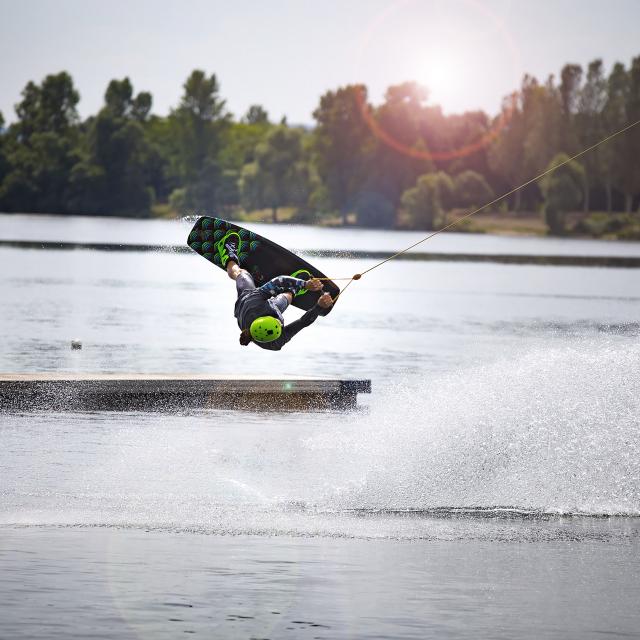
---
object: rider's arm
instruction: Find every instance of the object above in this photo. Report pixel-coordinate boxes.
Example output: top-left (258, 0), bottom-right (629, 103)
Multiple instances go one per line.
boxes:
top-left (280, 305), bottom-right (322, 343)
top-left (258, 276), bottom-right (307, 298)
top-left (281, 293), bottom-right (334, 344)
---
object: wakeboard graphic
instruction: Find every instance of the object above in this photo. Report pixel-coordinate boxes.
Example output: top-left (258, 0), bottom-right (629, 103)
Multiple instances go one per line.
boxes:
top-left (187, 216), bottom-right (340, 313)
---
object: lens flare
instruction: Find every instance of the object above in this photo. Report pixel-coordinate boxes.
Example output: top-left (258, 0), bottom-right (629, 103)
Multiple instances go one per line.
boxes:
top-left (353, 0), bottom-right (522, 161)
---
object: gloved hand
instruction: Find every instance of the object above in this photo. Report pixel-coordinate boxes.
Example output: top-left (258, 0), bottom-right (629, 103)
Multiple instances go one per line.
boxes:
top-left (306, 278), bottom-right (323, 292)
top-left (317, 292), bottom-right (334, 308)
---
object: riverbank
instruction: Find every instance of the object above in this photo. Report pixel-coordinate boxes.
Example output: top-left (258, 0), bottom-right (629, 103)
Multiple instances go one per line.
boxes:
top-left (448, 210), bottom-right (640, 240)
top-left (401, 209), bottom-right (640, 240)
top-left (4, 208), bottom-right (639, 240)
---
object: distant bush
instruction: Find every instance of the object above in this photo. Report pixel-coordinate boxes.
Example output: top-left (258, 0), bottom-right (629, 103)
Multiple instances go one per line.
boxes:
top-left (401, 171), bottom-right (454, 230)
top-left (450, 217), bottom-right (486, 234)
top-left (616, 224), bottom-right (640, 240)
top-left (574, 213), bottom-right (640, 239)
top-left (169, 187), bottom-right (187, 213)
top-left (453, 170), bottom-right (493, 209)
top-left (539, 153), bottom-right (585, 235)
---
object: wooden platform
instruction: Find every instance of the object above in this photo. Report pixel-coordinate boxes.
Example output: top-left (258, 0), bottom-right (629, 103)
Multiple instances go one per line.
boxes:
top-left (0, 374), bottom-right (371, 411)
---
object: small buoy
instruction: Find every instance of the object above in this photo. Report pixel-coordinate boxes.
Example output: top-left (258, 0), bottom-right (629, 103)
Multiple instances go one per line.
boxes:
top-left (71, 340), bottom-right (82, 350)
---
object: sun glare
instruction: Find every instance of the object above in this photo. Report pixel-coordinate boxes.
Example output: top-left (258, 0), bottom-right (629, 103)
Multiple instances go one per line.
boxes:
top-left (355, 0), bottom-right (522, 116)
top-left (418, 55), bottom-right (462, 109)
top-left (353, 0), bottom-right (523, 158)
top-left (399, 45), bottom-right (471, 113)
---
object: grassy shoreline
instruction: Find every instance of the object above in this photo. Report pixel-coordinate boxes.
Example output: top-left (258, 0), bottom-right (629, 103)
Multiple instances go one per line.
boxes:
top-left (3, 207), bottom-right (638, 241)
top-left (153, 205), bottom-right (640, 241)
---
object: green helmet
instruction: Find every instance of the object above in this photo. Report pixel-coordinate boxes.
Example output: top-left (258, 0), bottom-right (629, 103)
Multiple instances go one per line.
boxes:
top-left (249, 316), bottom-right (283, 343)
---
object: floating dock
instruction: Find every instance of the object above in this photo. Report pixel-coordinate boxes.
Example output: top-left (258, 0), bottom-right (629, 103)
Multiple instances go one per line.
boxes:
top-left (0, 374), bottom-right (371, 411)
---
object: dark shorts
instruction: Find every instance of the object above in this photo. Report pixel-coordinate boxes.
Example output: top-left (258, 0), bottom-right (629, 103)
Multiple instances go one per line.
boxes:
top-left (236, 271), bottom-right (290, 314)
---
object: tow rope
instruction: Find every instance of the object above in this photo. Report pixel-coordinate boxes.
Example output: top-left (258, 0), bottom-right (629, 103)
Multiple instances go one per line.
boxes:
top-left (322, 118), bottom-right (640, 303)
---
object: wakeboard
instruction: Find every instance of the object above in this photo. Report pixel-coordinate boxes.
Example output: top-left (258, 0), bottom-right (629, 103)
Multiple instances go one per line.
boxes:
top-left (187, 216), bottom-right (340, 314)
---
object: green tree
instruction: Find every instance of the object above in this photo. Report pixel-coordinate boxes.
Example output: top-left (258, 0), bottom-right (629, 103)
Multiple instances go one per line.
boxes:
top-left (576, 60), bottom-right (608, 211)
top-left (143, 114), bottom-right (181, 203)
top-left (603, 62), bottom-right (630, 212)
top-left (0, 112), bottom-right (8, 187)
top-left (243, 105), bottom-right (269, 125)
top-left (539, 153), bottom-right (585, 235)
top-left (218, 114), bottom-right (274, 211)
top-left (0, 72), bottom-right (80, 213)
top-left (219, 120), bottom-right (272, 175)
top-left (490, 75), bottom-right (564, 212)
top-left (168, 70), bottom-right (230, 210)
top-left (68, 78), bottom-right (156, 215)
top-left (401, 171), bottom-right (453, 230)
top-left (312, 85), bottom-right (373, 224)
top-left (522, 76), bottom-right (564, 184)
top-left (216, 169), bottom-right (241, 212)
top-left (453, 170), bottom-right (493, 208)
top-left (15, 72), bottom-right (79, 137)
top-left (558, 63), bottom-right (583, 152)
top-left (488, 92), bottom-right (527, 210)
top-left (239, 126), bottom-right (311, 222)
top-left (104, 77), bottom-right (152, 121)
top-left (619, 56), bottom-right (640, 213)
top-left (367, 82), bottom-right (435, 220)
top-left (239, 161), bottom-right (267, 212)
top-left (439, 110), bottom-right (493, 181)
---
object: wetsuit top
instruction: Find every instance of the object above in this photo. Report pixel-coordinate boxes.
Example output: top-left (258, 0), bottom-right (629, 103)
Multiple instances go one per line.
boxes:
top-left (235, 276), bottom-right (322, 351)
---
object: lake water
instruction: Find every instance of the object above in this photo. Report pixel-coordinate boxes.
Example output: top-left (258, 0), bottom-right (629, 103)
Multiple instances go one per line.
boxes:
top-left (1, 214), bottom-right (639, 639)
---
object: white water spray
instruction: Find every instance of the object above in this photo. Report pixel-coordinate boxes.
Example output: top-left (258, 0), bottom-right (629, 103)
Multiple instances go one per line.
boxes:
top-left (305, 337), bottom-right (640, 514)
top-left (2, 337), bottom-right (639, 536)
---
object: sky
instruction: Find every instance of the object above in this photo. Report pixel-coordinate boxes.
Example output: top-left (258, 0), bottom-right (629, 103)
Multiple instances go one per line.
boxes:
top-left (1, 0), bottom-right (639, 125)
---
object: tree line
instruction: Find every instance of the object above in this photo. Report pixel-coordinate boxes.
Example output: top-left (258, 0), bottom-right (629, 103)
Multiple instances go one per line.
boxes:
top-left (0, 56), bottom-right (638, 236)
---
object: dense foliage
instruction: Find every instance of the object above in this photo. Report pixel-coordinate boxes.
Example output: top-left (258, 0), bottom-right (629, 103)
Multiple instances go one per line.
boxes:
top-left (1, 56), bottom-right (639, 236)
